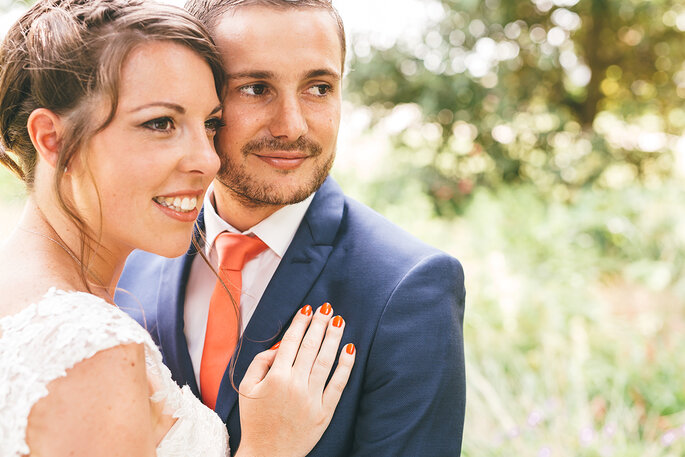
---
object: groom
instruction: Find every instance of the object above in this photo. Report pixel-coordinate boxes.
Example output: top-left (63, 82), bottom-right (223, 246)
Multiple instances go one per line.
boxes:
top-left (116, 0), bottom-right (466, 455)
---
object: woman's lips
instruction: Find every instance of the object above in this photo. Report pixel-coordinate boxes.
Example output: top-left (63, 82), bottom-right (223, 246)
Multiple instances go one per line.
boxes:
top-left (152, 192), bottom-right (201, 223)
top-left (153, 200), bottom-right (199, 223)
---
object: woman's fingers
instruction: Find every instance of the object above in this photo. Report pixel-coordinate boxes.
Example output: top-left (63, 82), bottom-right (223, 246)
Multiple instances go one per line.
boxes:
top-left (307, 315), bottom-right (346, 392)
top-left (240, 347), bottom-right (278, 393)
top-left (291, 303), bottom-right (336, 378)
top-left (270, 304), bottom-right (314, 371)
top-left (322, 343), bottom-right (356, 414)
top-left (258, 302), bottom-right (355, 413)
top-left (237, 302), bottom-right (356, 457)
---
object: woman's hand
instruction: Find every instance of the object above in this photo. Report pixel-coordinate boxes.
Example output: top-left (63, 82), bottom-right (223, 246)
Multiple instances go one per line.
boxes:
top-left (235, 303), bottom-right (356, 457)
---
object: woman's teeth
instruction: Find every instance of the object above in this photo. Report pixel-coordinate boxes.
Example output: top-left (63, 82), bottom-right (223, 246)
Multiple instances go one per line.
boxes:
top-left (154, 196), bottom-right (197, 213)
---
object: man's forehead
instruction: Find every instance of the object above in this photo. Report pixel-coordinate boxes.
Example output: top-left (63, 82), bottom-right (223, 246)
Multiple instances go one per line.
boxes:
top-left (214, 6), bottom-right (343, 77)
top-left (214, 5), bottom-right (341, 51)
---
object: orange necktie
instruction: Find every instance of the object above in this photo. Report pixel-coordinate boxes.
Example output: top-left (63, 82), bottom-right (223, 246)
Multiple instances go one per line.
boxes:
top-left (200, 232), bottom-right (268, 409)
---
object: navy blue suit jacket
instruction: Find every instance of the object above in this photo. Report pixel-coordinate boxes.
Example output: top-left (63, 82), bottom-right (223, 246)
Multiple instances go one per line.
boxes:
top-left (115, 177), bottom-right (466, 456)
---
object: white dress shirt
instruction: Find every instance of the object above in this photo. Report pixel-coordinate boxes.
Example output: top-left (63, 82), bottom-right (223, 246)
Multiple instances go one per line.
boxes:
top-left (184, 185), bottom-right (314, 389)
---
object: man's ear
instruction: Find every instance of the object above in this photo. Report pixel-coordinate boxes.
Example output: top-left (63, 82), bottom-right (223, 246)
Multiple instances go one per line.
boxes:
top-left (27, 108), bottom-right (62, 168)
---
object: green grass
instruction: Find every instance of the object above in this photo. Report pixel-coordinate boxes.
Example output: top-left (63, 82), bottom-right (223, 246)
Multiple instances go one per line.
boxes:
top-left (460, 186), bottom-right (685, 456)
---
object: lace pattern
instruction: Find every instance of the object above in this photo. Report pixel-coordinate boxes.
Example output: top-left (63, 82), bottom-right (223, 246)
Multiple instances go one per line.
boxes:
top-left (0, 289), bottom-right (228, 457)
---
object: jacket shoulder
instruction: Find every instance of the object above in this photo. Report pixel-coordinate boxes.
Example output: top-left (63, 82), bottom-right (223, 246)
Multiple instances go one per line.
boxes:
top-left (339, 196), bottom-right (457, 265)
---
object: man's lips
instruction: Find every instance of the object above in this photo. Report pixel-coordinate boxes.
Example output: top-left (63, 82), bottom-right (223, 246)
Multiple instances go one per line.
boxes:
top-left (254, 150), bottom-right (308, 159)
top-left (253, 151), bottom-right (310, 170)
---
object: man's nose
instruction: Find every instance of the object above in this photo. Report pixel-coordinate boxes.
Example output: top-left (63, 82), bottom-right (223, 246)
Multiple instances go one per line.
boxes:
top-left (268, 93), bottom-right (308, 141)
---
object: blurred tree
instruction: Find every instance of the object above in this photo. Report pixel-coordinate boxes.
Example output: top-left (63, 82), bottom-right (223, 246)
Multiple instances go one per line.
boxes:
top-left (345, 0), bottom-right (685, 215)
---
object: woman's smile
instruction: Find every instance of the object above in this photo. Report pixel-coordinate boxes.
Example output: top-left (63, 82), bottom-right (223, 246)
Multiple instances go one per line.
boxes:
top-left (152, 191), bottom-right (202, 222)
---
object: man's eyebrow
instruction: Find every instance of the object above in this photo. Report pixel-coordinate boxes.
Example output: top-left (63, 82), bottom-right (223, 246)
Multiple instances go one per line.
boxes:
top-left (304, 68), bottom-right (341, 81)
top-left (226, 70), bottom-right (275, 80)
top-left (128, 102), bottom-right (186, 114)
top-left (226, 69), bottom-right (341, 81)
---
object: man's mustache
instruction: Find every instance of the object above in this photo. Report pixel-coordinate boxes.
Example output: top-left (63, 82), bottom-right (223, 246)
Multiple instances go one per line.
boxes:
top-left (241, 137), bottom-right (323, 157)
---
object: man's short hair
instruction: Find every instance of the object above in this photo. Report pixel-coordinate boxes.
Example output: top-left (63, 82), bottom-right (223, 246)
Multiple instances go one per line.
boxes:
top-left (184, 0), bottom-right (346, 68)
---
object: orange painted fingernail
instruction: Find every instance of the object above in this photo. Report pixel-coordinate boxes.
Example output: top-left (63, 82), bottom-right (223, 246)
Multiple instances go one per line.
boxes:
top-left (320, 302), bottom-right (332, 315)
top-left (332, 316), bottom-right (344, 328)
top-left (345, 343), bottom-right (355, 355)
top-left (300, 305), bottom-right (312, 316)
top-left (270, 341), bottom-right (281, 350)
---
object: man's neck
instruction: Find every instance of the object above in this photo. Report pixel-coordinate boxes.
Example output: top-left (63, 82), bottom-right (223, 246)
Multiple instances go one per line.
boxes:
top-left (213, 186), bottom-right (284, 233)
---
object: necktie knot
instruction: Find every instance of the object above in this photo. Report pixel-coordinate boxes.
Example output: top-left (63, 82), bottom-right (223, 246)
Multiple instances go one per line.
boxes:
top-left (215, 232), bottom-right (268, 271)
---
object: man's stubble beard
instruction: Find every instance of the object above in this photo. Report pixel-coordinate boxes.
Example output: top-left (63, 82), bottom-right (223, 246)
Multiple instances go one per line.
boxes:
top-left (214, 137), bottom-right (335, 209)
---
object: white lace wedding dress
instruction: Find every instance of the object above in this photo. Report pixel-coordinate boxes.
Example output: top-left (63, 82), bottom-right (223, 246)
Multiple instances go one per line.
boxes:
top-left (0, 288), bottom-right (229, 457)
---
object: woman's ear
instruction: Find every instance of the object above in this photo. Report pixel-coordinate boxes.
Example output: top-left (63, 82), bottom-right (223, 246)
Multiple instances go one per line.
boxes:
top-left (27, 108), bottom-right (62, 168)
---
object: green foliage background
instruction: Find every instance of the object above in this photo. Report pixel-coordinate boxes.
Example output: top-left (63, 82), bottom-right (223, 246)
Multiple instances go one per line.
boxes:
top-left (345, 0), bottom-right (685, 214)
top-left (2, 0), bottom-right (685, 454)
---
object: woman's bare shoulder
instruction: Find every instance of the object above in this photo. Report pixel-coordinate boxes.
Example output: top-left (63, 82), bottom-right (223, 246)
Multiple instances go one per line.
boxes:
top-left (26, 342), bottom-right (157, 457)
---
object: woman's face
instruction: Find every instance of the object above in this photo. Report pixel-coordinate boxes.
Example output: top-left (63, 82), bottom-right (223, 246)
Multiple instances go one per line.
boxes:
top-left (69, 41), bottom-right (222, 259)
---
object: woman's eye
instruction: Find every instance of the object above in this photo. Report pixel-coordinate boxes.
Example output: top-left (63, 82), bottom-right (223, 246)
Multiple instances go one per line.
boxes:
top-left (240, 84), bottom-right (268, 96)
top-left (307, 84), bottom-right (332, 96)
top-left (205, 117), bottom-right (226, 135)
top-left (142, 117), bottom-right (174, 132)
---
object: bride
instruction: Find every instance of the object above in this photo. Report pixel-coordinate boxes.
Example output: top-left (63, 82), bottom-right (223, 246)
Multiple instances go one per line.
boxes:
top-left (0, 1), bottom-right (355, 456)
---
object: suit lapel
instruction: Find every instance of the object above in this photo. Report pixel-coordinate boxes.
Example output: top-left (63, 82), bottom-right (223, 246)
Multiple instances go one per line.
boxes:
top-left (214, 177), bottom-right (346, 422)
top-left (156, 218), bottom-right (206, 397)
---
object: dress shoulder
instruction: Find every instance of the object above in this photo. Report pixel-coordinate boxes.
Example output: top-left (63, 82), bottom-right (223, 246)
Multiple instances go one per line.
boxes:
top-left (0, 288), bottom-right (153, 457)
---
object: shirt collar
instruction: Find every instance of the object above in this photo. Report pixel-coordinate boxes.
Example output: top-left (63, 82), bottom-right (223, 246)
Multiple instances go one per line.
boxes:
top-left (202, 183), bottom-right (315, 258)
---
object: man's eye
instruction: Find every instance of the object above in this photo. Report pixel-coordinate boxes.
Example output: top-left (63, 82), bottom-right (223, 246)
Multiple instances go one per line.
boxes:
top-left (142, 117), bottom-right (174, 132)
top-left (240, 84), bottom-right (268, 96)
top-left (307, 84), bottom-right (331, 96)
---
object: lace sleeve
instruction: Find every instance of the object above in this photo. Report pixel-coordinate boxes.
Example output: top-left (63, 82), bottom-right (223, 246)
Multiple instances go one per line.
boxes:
top-left (0, 288), bottom-right (153, 457)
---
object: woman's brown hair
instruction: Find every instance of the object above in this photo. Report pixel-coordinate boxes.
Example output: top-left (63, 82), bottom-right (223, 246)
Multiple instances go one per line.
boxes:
top-left (0, 0), bottom-right (226, 290)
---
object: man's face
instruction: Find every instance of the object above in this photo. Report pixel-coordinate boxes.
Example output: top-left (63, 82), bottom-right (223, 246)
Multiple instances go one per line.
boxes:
top-left (213, 6), bottom-right (342, 208)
